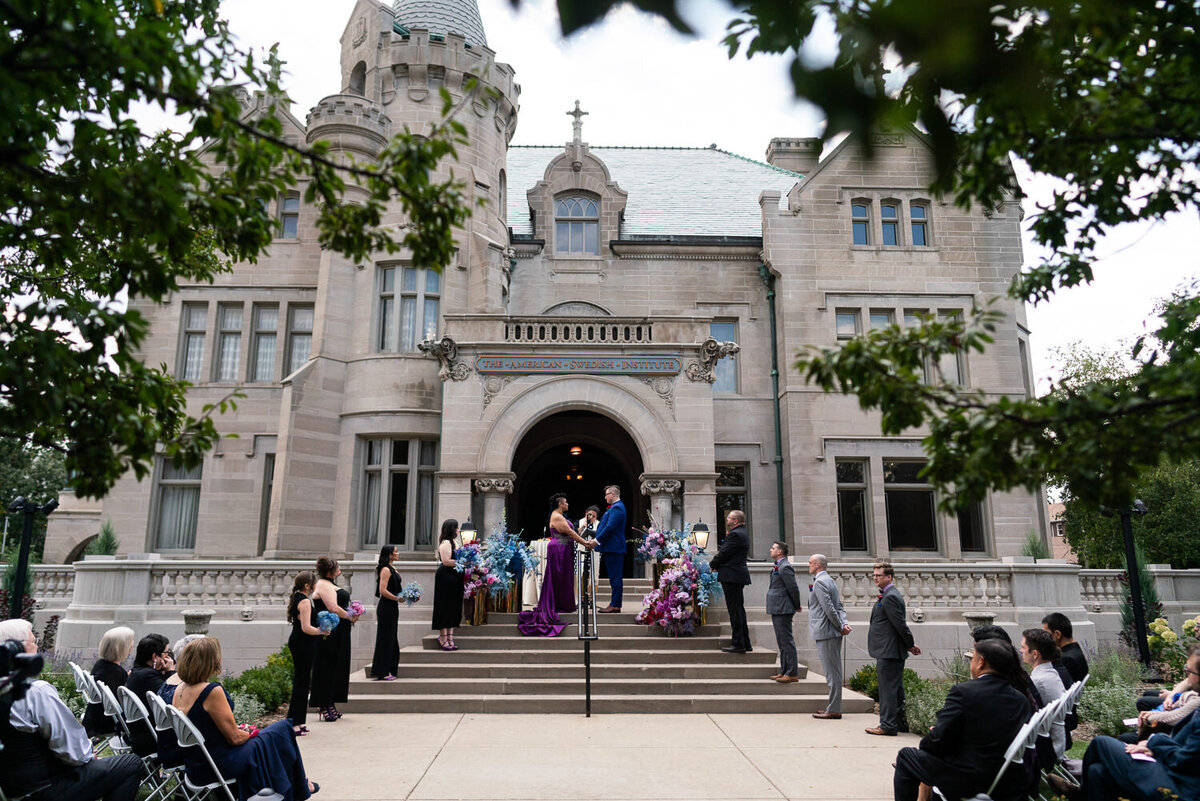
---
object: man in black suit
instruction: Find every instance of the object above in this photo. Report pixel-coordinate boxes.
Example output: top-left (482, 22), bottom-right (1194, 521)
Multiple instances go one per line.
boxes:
top-left (866, 561), bottom-right (920, 736)
top-left (893, 639), bottom-right (1032, 801)
top-left (708, 510), bottom-right (752, 653)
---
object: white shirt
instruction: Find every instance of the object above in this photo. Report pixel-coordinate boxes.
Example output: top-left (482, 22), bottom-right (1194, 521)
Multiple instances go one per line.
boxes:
top-left (7, 680), bottom-right (94, 766)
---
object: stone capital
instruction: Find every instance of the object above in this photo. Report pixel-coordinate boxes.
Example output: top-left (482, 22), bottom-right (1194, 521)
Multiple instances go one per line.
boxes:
top-left (640, 478), bottom-right (681, 497)
top-left (474, 477), bottom-right (514, 495)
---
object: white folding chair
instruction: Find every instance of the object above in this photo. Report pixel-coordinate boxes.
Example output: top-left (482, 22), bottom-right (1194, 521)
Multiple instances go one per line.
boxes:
top-left (165, 703), bottom-right (239, 801)
top-left (932, 707), bottom-right (1043, 801)
top-left (117, 686), bottom-right (175, 801)
top-left (96, 680), bottom-right (135, 757)
top-left (146, 692), bottom-right (195, 800)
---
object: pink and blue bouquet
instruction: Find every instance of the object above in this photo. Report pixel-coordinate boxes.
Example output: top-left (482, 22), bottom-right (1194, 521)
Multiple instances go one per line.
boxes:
top-left (635, 537), bottom-right (721, 637)
top-left (399, 581), bottom-right (423, 607)
top-left (453, 542), bottom-right (494, 598)
top-left (479, 525), bottom-right (537, 597)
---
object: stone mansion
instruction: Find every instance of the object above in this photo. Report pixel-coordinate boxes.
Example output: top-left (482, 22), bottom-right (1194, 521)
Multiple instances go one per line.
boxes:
top-left (45, 0), bottom-right (1044, 569)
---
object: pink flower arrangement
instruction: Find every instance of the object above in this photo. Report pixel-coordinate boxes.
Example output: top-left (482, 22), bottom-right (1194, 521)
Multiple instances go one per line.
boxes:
top-left (635, 544), bottom-right (721, 637)
top-left (454, 542), bottom-right (493, 598)
top-left (347, 600), bottom-right (365, 617)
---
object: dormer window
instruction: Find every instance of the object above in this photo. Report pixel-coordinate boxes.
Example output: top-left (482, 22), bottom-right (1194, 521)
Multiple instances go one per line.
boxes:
top-left (555, 195), bottom-right (599, 255)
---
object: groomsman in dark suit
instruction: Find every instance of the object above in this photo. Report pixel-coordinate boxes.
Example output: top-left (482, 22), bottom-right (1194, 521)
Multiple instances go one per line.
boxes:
top-left (709, 510), bottom-right (752, 653)
top-left (593, 484), bottom-right (627, 613)
top-left (866, 561), bottom-right (920, 736)
top-left (765, 540), bottom-right (802, 682)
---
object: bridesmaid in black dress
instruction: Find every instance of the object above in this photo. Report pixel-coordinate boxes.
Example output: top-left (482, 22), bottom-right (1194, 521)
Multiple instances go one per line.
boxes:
top-left (285, 570), bottom-right (320, 734)
top-left (431, 519), bottom-right (464, 651)
top-left (370, 545), bottom-right (402, 680)
top-left (309, 556), bottom-right (359, 721)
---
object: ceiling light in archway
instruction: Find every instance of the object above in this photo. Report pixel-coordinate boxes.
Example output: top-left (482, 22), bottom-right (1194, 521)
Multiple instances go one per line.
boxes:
top-left (570, 446), bottom-right (582, 456)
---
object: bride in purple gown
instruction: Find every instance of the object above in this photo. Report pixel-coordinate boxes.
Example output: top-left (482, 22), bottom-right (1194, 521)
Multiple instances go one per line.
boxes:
top-left (518, 493), bottom-right (596, 637)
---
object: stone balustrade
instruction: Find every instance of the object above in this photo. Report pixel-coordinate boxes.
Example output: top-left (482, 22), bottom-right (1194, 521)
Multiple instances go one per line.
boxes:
top-left (832, 564), bottom-right (1014, 608)
top-left (32, 565), bottom-right (76, 608)
top-left (504, 317), bottom-right (654, 344)
top-left (1079, 569), bottom-right (1126, 607)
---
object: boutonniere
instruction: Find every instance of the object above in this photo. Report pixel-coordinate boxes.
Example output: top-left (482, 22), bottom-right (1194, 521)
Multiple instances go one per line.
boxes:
top-left (808, 584), bottom-right (813, 591)
top-left (877, 593), bottom-right (884, 600)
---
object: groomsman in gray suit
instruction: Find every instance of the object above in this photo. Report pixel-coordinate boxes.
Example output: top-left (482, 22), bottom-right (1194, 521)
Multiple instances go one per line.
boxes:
top-left (765, 540), bottom-right (803, 683)
top-left (807, 553), bottom-right (851, 718)
top-left (865, 560), bottom-right (920, 736)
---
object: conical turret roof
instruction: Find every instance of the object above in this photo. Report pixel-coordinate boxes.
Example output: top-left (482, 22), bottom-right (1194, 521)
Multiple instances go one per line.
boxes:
top-left (392, 0), bottom-right (487, 47)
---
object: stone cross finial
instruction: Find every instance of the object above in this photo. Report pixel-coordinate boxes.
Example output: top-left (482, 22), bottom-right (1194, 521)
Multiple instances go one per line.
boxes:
top-left (567, 100), bottom-right (588, 144)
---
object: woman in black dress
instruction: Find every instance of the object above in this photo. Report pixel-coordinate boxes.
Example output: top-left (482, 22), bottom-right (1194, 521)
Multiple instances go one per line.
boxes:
top-left (309, 556), bottom-right (359, 721)
top-left (431, 519), bottom-right (464, 651)
top-left (83, 625), bottom-right (134, 735)
top-left (285, 570), bottom-right (320, 734)
top-left (370, 545), bottom-right (402, 680)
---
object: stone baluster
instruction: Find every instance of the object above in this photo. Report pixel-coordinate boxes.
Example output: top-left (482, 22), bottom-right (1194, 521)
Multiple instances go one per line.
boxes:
top-left (640, 478), bottom-right (681, 531)
top-left (473, 476), bottom-right (515, 535)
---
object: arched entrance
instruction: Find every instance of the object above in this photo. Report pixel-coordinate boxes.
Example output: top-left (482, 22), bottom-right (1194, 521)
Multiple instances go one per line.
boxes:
top-left (509, 410), bottom-right (645, 577)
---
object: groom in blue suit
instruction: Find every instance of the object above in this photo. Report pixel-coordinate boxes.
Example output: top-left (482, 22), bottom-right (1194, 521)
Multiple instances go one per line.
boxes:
top-left (594, 484), bottom-right (627, 612)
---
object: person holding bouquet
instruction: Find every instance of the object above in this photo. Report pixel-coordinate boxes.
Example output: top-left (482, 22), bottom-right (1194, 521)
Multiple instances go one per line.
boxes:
top-left (432, 519), bottom-right (463, 650)
top-left (371, 545), bottom-right (402, 680)
top-left (309, 556), bottom-right (359, 722)
top-left (518, 493), bottom-right (595, 637)
top-left (286, 571), bottom-right (321, 735)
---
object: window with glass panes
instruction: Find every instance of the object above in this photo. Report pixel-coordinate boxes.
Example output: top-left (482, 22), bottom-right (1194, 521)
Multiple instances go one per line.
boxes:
top-left (715, 463), bottom-right (748, 546)
top-left (869, 310), bottom-right (894, 331)
top-left (154, 458), bottom-right (202, 550)
top-left (361, 438), bottom-right (438, 549)
top-left (958, 500), bottom-right (987, 552)
top-left (910, 203), bottom-right (928, 246)
top-left (836, 309), bottom-right (861, 340)
top-left (555, 195), bottom-right (599, 255)
top-left (178, 303), bottom-right (207, 381)
top-left (935, 310), bottom-right (965, 385)
top-left (883, 460), bottom-right (938, 551)
top-left (710, 320), bottom-right (738, 392)
top-left (851, 203), bottom-right (870, 245)
top-left (881, 202), bottom-right (899, 245)
top-left (835, 460), bottom-right (869, 551)
top-left (286, 305), bottom-right (313, 375)
top-left (280, 194), bottom-right (299, 238)
top-left (250, 304), bottom-right (279, 382)
top-left (378, 266), bottom-right (440, 352)
top-left (214, 303), bottom-right (243, 382)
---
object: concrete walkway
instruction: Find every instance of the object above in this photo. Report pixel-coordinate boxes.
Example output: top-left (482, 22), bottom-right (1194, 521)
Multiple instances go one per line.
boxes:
top-left (298, 711), bottom-right (913, 800)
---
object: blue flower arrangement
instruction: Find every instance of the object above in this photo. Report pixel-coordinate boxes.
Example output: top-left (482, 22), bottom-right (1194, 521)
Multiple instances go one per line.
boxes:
top-left (635, 538), bottom-right (722, 636)
top-left (399, 581), bottom-right (423, 607)
top-left (479, 523), bottom-right (538, 598)
top-left (316, 610), bottom-right (340, 637)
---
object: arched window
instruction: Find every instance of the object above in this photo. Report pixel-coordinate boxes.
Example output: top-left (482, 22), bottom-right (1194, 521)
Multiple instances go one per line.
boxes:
top-left (498, 170), bottom-right (507, 226)
top-left (349, 61), bottom-right (366, 96)
top-left (851, 202), bottom-right (870, 245)
top-left (555, 195), bottom-right (599, 255)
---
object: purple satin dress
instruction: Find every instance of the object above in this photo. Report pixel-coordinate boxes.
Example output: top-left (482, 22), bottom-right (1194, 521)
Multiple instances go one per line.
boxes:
top-left (518, 529), bottom-right (577, 637)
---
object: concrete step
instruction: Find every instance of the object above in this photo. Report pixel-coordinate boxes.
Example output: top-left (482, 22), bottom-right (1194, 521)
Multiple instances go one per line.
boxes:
top-left (339, 692), bottom-right (875, 714)
top-left (419, 633), bottom-right (732, 650)
top-left (372, 662), bottom-right (807, 679)
top-left (349, 675), bottom-right (824, 695)
top-left (385, 646), bottom-right (779, 664)
top-left (449, 621), bottom-right (724, 638)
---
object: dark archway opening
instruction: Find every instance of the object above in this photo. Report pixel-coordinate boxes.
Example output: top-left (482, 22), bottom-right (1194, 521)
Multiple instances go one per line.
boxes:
top-left (509, 410), bottom-right (645, 578)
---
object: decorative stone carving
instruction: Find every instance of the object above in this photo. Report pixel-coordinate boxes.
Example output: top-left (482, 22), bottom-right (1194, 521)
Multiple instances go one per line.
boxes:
top-left (474, 478), bottom-right (514, 495)
top-left (638, 376), bottom-right (675, 415)
top-left (482, 375), bottom-right (515, 409)
top-left (685, 337), bottom-right (740, 383)
top-left (240, 608), bottom-right (256, 622)
top-left (962, 610), bottom-right (996, 631)
top-left (183, 608), bottom-right (215, 635)
top-left (640, 479), bottom-right (681, 496)
top-left (418, 336), bottom-right (471, 381)
top-left (352, 17), bottom-right (367, 47)
top-left (910, 608), bottom-right (926, 624)
top-left (869, 132), bottom-right (905, 146)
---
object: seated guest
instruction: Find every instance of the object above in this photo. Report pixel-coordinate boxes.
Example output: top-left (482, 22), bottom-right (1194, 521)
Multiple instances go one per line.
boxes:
top-left (972, 624), bottom-right (1044, 708)
top-left (0, 618), bottom-right (144, 801)
top-left (83, 625), bottom-right (135, 736)
top-left (126, 633), bottom-right (173, 700)
top-left (1042, 612), bottom-right (1088, 682)
top-left (1020, 628), bottom-right (1066, 759)
top-left (171, 636), bottom-right (318, 800)
top-left (1049, 644), bottom-right (1200, 801)
top-left (159, 634), bottom-right (204, 703)
top-left (1126, 689), bottom-right (1199, 743)
top-left (893, 639), bottom-right (1032, 801)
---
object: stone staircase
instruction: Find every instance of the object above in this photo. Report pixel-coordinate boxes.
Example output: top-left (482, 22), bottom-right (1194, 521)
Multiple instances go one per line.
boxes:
top-left (345, 578), bottom-right (874, 714)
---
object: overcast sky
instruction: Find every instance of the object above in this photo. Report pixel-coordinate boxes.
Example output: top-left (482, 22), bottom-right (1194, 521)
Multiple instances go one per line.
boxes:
top-left (220, 0), bottom-right (1199, 390)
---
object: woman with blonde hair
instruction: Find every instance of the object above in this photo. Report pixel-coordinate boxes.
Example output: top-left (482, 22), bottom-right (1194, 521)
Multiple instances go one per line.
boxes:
top-left (83, 624), bottom-right (135, 735)
top-left (171, 637), bottom-right (318, 799)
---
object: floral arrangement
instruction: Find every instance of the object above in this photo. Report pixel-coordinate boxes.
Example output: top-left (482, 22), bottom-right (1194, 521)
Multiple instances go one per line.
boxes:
top-left (347, 600), bottom-right (365, 618)
top-left (1148, 615), bottom-right (1200, 681)
top-left (453, 542), bottom-right (495, 599)
top-left (479, 523), bottom-right (538, 598)
top-left (399, 581), bottom-right (424, 607)
top-left (635, 536), bottom-right (722, 637)
top-left (316, 610), bottom-right (340, 637)
top-left (635, 523), bottom-right (692, 563)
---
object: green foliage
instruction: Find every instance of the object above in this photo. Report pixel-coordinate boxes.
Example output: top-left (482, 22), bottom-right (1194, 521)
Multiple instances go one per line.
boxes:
top-left (1021, 529), bottom-right (1050, 560)
top-left (85, 520), bottom-right (120, 556)
top-left (847, 663), bottom-right (879, 701)
top-left (0, 0), bottom-right (476, 498)
top-left (39, 652), bottom-right (86, 719)
top-left (224, 647), bottom-right (293, 712)
top-left (1119, 542), bottom-right (1164, 647)
top-left (0, 440), bottom-right (67, 561)
top-left (903, 673), bottom-right (953, 736)
top-left (227, 690), bottom-right (267, 727)
top-left (1078, 648), bottom-right (1147, 737)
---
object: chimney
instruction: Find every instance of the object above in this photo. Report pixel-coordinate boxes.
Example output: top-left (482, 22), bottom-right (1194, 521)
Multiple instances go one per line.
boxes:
top-left (765, 137), bottom-right (822, 175)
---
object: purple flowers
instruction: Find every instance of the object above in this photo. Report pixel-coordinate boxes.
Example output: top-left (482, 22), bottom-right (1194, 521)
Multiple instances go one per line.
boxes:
top-left (635, 540), bottom-right (721, 637)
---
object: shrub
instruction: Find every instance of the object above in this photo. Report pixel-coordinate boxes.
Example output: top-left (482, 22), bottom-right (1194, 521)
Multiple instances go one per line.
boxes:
top-left (224, 647), bottom-right (293, 712)
top-left (1020, 528), bottom-right (1050, 560)
top-left (1077, 648), bottom-right (1146, 737)
top-left (39, 651), bottom-right (86, 719)
top-left (85, 519), bottom-right (120, 556)
top-left (904, 673), bottom-right (953, 735)
top-left (228, 690), bottom-right (267, 726)
top-left (39, 615), bottom-right (60, 653)
top-left (847, 664), bottom-right (879, 701)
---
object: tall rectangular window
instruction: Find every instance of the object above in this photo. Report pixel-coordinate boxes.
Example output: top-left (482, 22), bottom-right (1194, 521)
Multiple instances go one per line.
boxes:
top-left (178, 303), bottom-right (208, 381)
top-left (286, 304), bottom-right (314, 375)
top-left (155, 459), bottom-right (202, 551)
top-left (881, 203), bottom-right (899, 245)
top-left (361, 438), bottom-right (439, 549)
top-left (214, 303), bottom-right (243, 382)
top-left (378, 267), bottom-right (396, 351)
top-left (250, 304), bottom-right (279, 382)
top-left (910, 203), bottom-right (928, 246)
top-left (1018, 338), bottom-right (1033, 398)
top-left (280, 195), bottom-right (300, 239)
top-left (257, 453), bottom-right (275, 556)
top-left (936, 311), bottom-right (965, 385)
top-left (851, 203), bottom-right (870, 245)
top-left (835, 309), bottom-right (861, 340)
top-left (715, 463), bottom-right (748, 546)
top-left (883, 460), bottom-right (937, 551)
top-left (393, 267), bottom-right (440, 352)
top-left (835, 459), bottom-right (869, 551)
top-left (710, 320), bottom-right (738, 393)
top-left (958, 500), bottom-right (987, 552)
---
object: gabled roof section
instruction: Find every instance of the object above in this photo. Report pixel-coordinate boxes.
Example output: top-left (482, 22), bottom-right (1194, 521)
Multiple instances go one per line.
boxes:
top-left (392, 0), bottom-right (487, 46)
top-left (507, 146), bottom-right (799, 238)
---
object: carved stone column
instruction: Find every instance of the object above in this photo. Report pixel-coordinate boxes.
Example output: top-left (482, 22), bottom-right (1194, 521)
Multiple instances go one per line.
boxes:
top-left (640, 478), bottom-right (681, 531)
top-left (473, 475), bottom-right (515, 536)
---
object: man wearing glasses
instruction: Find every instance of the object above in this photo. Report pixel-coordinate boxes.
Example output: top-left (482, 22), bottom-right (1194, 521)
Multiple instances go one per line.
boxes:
top-left (866, 561), bottom-right (920, 736)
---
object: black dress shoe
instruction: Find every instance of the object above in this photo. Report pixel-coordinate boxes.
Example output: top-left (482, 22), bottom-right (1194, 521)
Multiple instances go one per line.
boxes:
top-left (721, 646), bottom-right (748, 653)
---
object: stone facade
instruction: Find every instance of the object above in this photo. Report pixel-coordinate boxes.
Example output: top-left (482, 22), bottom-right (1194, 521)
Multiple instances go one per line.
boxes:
top-left (46, 0), bottom-right (1046, 566)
